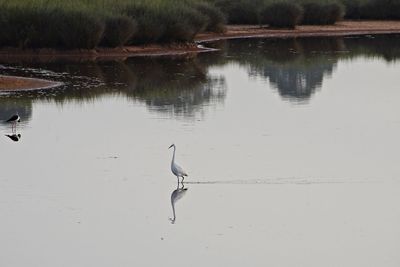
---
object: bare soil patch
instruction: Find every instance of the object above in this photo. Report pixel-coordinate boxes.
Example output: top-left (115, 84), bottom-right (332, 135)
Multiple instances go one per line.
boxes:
top-left (0, 75), bottom-right (62, 92)
top-left (196, 20), bottom-right (400, 42)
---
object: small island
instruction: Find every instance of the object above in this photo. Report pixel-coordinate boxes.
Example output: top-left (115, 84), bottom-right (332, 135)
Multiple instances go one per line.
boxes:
top-left (0, 75), bottom-right (63, 92)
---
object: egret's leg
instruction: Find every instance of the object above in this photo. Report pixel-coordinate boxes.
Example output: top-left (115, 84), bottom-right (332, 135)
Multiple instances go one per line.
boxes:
top-left (177, 176), bottom-right (180, 184)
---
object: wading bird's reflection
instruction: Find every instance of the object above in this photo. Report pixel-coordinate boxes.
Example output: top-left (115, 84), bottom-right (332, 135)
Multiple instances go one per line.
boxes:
top-left (169, 182), bottom-right (188, 224)
top-left (5, 133), bottom-right (21, 142)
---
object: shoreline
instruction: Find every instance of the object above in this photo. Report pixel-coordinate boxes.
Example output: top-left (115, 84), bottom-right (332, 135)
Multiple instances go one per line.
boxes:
top-left (1, 20), bottom-right (400, 91)
top-left (1, 21), bottom-right (400, 61)
top-left (195, 20), bottom-right (400, 42)
top-left (0, 75), bottom-right (63, 92)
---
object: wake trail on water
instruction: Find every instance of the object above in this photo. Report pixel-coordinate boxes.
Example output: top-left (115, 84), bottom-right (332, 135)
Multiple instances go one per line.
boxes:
top-left (185, 177), bottom-right (385, 185)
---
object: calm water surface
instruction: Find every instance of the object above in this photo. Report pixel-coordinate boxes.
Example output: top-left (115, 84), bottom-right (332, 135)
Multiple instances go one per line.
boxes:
top-left (1, 35), bottom-right (400, 266)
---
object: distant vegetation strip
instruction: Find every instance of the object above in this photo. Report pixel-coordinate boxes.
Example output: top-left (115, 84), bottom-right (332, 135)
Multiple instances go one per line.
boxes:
top-left (0, 0), bottom-right (399, 49)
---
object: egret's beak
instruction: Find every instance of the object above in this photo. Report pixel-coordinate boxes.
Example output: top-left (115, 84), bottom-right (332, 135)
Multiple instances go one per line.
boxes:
top-left (168, 144), bottom-right (173, 149)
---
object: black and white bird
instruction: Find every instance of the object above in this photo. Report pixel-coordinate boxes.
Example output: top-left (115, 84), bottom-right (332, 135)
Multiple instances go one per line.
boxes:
top-left (5, 133), bottom-right (21, 142)
top-left (168, 144), bottom-right (188, 183)
top-left (6, 114), bottom-right (20, 127)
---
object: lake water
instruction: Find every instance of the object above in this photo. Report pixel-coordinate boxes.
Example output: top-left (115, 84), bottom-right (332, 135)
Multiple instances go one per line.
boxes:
top-left (1, 35), bottom-right (400, 266)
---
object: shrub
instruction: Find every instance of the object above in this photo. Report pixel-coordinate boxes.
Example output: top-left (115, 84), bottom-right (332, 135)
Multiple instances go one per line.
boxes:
top-left (301, 1), bottom-right (345, 25)
top-left (214, 0), bottom-right (263, 24)
top-left (125, 4), bottom-right (166, 44)
top-left (260, 2), bottom-right (303, 28)
top-left (126, 2), bottom-right (208, 44)
top-left (57, 9), bottom-right (105, 49)
top-left (359, 0), bottom-right (400, 20)
top-left (340, 0), bottom-right (364, 19)
top-left (0, 5), bottom-right (105, 49)
top-left (193, 2), bottom-right (226, 32)
top-left (160, 4), bottom-right (208, 42)
top-left (101, 15), bottom-right (137, 47)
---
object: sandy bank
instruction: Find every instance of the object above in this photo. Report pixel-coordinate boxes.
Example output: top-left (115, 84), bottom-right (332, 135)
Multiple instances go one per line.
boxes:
top-left (195, 20), bottom-right (400, 42)
top-left (0, 75), bottom-right (63, 92)
top-left (0, 21), bottom-right (400, 62)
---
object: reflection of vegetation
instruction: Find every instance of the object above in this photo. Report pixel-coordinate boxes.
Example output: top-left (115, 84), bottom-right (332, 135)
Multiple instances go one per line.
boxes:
top-left (341, 35), bottom-right (400, 62)
top-left (1, 56), bottom-right (226, 120)
top-left (217, 37), bottom-right (340, 102)
top-left (2, 34), bottom-right (400, 123)
top-left (122, 58), bottom-right (226, 117)
top-left (217, 34), bottom-right (400, 102)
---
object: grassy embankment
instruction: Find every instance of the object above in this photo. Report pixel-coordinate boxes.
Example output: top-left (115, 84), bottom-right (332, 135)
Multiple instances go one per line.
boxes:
top-left (0, 0), bottom-right (399, 49)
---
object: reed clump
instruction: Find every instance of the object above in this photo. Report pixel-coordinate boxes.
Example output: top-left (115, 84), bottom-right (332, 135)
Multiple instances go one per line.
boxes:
top-left (1, 0), bottom-right (400, 49)
top-left (0, 4), bottom-right (105, 49)
top-left (301, 1), bottom-right (345, 25)
top-left (193, 2), bottom-right (226, 32)
top-left (0, 0), bottom-right (225, 48)
top-left (260, 2), bottom-right (304, 28)
top-left (213, 0), bottom-right (263, 24)
top-left (101, 14), bottom-right (137, 47)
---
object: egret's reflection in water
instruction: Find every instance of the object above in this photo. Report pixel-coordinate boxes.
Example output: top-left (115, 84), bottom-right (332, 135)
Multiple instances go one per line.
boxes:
top-left (169, 183), bottom-right (188, 224)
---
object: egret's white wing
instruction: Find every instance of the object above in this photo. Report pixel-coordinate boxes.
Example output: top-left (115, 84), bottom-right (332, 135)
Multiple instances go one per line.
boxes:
top-left (172, 162), bottom-right (188, 176)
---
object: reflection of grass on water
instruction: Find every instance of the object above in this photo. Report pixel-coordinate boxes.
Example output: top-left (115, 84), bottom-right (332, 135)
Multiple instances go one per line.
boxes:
top-left (220, 38), bottom-right (340, 102)
top-left (2, 34), bottom-right (400, 113)
top-left (216, 34), bottom-right (400, 102)
top-left (1, 57), bottom-right (226, 119)
top-left (341, 36), bottom-right (400, 62)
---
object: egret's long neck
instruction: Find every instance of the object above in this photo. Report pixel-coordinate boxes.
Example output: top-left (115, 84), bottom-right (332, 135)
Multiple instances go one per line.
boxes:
top-left (171, 146), bottom-right (176, 165)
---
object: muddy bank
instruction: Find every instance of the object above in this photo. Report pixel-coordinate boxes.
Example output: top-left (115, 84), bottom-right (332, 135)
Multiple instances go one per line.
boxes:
top-left (0, 75), bottom-right (63, 92)
top-left (0, 21), bottom-right (400, 63)
top-left (195, 20), bottom-right (400, 42)
top-left (0, 43), bottom-right (215, 63)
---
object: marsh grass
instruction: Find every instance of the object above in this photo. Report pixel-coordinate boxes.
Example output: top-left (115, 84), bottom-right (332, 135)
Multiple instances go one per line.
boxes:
top-left (261, 2), bottom-right (304, 28)
top-left (359, 0), bottom-right (400, 19)
top-left (194, 2), bottom-right (226, 32)
top-left (301, 1), bottom-right (345, 25)
top-left (0, 0), bottom-right (399, 49)
top-left (0, 0), bottom-right (224, 48)
top-left (0, 5), bottom-right (105, 49)
top-left (213, 0), bottom-right (263, 24)
top-left (101, 15), bottom-right (137, 47)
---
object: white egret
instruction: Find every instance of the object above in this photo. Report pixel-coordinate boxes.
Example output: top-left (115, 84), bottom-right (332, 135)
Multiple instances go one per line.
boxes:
top-left (168, 144), bottom-right (188, 183)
